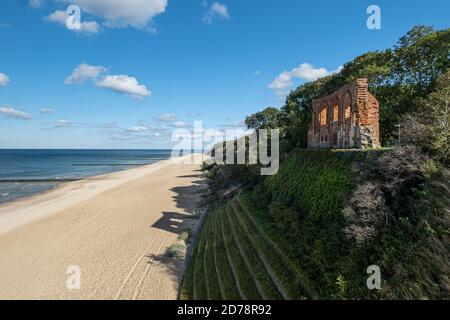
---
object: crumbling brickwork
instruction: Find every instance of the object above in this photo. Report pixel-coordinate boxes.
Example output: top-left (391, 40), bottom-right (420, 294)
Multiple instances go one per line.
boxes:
top-left (308, 78), bottom-right (380, 149)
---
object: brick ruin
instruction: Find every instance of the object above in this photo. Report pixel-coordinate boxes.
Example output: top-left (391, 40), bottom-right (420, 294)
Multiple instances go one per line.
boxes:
top-left (307, 78), bottom-right (381, 149)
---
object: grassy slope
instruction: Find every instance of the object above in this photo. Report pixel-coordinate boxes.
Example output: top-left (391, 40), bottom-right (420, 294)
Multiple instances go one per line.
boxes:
top-left (181, 148), bottom-right (448, 299)
top-left (181, 149), bottom-right (363, 299)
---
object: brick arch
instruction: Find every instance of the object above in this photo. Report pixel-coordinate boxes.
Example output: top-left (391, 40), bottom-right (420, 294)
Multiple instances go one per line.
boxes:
top-left (331, 98), bottom-right (340, 147)
top-left (318, 102), bottom-right (330, 145)
top-left (319, 103), bottom-right (328, 126)
top-left (332, 98), bottom-right (340, 123)
top-left (342, 91), bottom-right (352, 110)
top-left (308, 79), bottom-right (380, 149)
top-left (341, 91), bottom-right (353, 147)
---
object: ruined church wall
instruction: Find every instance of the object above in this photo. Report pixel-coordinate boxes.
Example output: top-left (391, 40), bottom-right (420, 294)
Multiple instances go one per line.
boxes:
top-left (308, 78), bottom-right (380, 149)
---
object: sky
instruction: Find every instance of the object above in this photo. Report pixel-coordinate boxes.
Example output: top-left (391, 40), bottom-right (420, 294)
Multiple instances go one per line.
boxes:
top-left (0, 0), bottom-right (449, 149)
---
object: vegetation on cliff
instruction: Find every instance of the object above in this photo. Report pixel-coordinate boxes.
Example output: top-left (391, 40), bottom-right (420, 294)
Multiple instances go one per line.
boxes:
top-left (181, 26), bottom-right (450, 300)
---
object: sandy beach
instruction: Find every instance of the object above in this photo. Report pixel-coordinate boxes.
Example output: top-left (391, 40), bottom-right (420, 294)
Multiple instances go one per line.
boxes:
top-left (0, 155), bottom-right (206, 300)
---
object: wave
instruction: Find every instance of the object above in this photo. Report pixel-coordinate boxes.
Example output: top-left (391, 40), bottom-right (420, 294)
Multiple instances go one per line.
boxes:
top-left (0, 179), bottom-right (80, 183)
top-left (71, 163), bottom-right (149, 166)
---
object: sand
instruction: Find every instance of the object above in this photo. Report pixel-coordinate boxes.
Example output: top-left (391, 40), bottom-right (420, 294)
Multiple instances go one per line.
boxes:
top-left (0, 155), bottom-right (206, 300)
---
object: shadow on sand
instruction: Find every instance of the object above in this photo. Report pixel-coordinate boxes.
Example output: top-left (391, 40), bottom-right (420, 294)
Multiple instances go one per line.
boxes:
top-left (150, 174), bottom-right (207, 235)
top-left (145, 254), bottom-right (185, 285)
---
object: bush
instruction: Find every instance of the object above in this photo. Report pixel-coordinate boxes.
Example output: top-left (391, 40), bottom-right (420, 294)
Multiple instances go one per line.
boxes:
top-left (166, 243), bottom-right (186, 260)
top-left (343, 182), bottom-right (386, 244)
top-left (269, 201), bottom-right (301, 235)
top-left (251, 184), bottom-right (272, 209)
top-left (179, 229), bottom-right (192, 244)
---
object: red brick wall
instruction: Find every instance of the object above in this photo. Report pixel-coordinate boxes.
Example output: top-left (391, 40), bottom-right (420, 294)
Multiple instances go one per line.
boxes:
top-left (308, 78), bottom-right (380, 148)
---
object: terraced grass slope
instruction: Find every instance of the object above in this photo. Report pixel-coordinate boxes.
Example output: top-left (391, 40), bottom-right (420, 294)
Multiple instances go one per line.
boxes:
top-left (181, 149), bottom-right (374, 300)
top-left (180, 193), bottom-right (319, 300)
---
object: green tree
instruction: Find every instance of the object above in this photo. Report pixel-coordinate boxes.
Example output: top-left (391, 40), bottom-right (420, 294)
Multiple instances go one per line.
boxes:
top-left (417, 70), bottom-right (450, 164)
top-left (274, 26), bottom-right (450, 150)
top-left (245, 107), bottom-right (282, 130)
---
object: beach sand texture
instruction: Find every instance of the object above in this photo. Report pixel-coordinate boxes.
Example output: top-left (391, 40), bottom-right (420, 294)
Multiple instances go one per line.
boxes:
top-left (0, 156), bottom-right (205, 299)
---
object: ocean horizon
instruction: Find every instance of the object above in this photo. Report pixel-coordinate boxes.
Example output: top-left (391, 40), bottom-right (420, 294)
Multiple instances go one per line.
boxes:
top-left (0, 149), bottom-right (177, 204)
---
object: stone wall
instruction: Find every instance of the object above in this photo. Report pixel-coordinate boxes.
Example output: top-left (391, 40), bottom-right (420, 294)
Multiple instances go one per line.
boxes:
top-left (307, 78), bottom-right (380, 149)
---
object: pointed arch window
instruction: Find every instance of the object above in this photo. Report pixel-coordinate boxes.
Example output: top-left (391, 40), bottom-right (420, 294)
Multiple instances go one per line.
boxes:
top-left (320, 106), bottom-right (327, 126)
top-left (333, 103), bottom-right (339, 123)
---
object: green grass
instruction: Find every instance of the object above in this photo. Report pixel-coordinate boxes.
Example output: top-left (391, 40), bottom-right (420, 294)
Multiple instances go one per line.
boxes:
top-left (225, 203), bottom-right (283, 300)
top-left (203, 213), bottom-right (222, 300)
top-left (212, 211), bottom-right (241, 299)
top-left (183, 147), bottom-right (448, 300)
top-left (220, 204), bottom-right (262, 300)
top-left (192, 216), bottom-right (209, 300)
top-left (232, 195), bottom-right (313, 299)
top-left (266, 149), bottom-right (354, 221)
top-left (180, 215), bottom-right (209, 300)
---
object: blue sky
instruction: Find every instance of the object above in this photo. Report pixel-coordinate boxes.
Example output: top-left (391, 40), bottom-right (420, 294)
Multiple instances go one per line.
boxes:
top-left (0, 0), bottom-right (449, 149)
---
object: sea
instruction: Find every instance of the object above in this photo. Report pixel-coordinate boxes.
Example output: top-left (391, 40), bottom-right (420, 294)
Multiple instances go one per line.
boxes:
top-left (0, 149), bottom-right (174, 204)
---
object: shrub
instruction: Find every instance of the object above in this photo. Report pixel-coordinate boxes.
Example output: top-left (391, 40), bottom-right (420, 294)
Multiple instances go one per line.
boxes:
top-left (268, 201), bottom-right (301, 235)
top-left (166, 243), bottom-right (186, 260)
top-left (343, 182), bottom-right (386, 244)
top-left (179, 229), bottom-right (192, 244)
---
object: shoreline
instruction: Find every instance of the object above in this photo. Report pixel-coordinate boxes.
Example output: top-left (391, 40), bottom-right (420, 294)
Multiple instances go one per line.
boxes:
top-left (0, 153), bottom-right (206, 299)
top-left (0, 158), bottom-right (172, 234)
top-left (0, 158), bottom-right (169, 206)
top-left (0, 155), bottom-right (206, 235)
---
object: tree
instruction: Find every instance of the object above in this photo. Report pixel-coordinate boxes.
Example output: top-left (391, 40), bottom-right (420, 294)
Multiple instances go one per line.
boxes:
top-left (271, 26), bottom-right (450, 150)
top-left (245, 107), bottom-right (282, 129)
top-left (417, 70), bottom-right (450, 164)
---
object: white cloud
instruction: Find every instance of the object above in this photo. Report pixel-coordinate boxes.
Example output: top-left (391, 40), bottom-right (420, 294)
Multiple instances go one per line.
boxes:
top-left (219, 121), bottom-right (245, 128)
top-left (157, 113), bottom-right (177, 122)
top-left (96, 75), bottom-right (151, 99)
top-left (0, 73), bottom-right (10, 86)
top-left (109, 133), bottom-right (135, 141)
top-left (64, 63), bottom-right (107, 84)
top-left (202, 2), bottom-right (230, 24)
top-left (48, 120), bottom-right (117, 130)
top-left (126, 125), bottom-right (148, 132)
top-left (55, 119), bottom-right (76, 127)
top-left (155, 113), bottom-right (187, 127)
top-left (46, 10), bottom-right (100, 35)
top-left (0, 107), bottom-right (32, 120)
top-left (170, 121), bottom-right (187, 128)
top-left (79, 20), bottom-right (100, 34)
top-left (41, 107), bottom-right (53, 113)
top-left (28, 0), bottom-right (43, 8)
top-left (64, 0), bottom-right (168, 29)
top-left (186, 112), bottom-right (201, 118)
top-left (268, 63), bottom-right (342, 96)
top-left (88, 122), bottom-right (118, 129)
top-left (65, 64), bottom-right (151, 100)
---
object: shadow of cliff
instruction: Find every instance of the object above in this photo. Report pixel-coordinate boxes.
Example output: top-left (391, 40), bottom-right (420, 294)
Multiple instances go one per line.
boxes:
top-left (150, 176), bottom-right (206, 235)
top-left (145, 253), bottom-right (184, 285)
